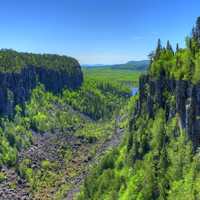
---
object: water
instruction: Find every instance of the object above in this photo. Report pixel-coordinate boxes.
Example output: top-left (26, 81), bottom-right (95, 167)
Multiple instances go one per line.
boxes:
top-left (131, 87), bottom-right (138, 96)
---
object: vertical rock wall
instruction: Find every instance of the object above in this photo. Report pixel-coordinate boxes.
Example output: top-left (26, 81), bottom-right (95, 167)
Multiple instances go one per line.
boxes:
top-left (136, 74), bottom-right (200, 148)
top-left (0, 65), bottom-right (83, 117)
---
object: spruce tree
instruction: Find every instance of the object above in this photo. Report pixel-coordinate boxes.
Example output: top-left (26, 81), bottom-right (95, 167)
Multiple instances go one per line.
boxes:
top-left (192, 16), bottom-right (200, 44)
top-left (155, 39), bottom-right (162, 59)
top-left (166, 40), bottom-right (173, 53)
top-left (176, 43), bottom-right (179, 52)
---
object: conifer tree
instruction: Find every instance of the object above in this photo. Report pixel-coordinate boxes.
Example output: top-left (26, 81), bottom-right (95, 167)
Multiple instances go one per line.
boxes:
top-left (192, 16), bottom-right (200, 45)
top-left (196, 16), bottom-right (200, 36)
top-left (176, 43), bottom-right (179, 52)
top-left (166, 40), bottom-right (173, 53)
top-left (155, 39), bottom-right (162, 59)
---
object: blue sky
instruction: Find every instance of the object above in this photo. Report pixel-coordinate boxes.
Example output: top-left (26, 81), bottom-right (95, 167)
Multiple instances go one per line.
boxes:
top-left (0, 0), bottom-right (200, 64)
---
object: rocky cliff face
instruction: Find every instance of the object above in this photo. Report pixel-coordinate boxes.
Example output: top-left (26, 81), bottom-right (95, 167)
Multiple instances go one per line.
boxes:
top-left (0, 65), bottom-right (83, 117)
top-left (135, 74), bottom-right (200, 148)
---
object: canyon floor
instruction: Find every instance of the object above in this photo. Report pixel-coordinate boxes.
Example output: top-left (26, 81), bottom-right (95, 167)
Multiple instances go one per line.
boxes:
top-left (0, 117), bottom-right (124, 200)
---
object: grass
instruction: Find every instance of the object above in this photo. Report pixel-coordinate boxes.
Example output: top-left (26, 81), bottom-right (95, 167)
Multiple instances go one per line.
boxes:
top-left (0, 172), bottom-right (6, 183)
top-left (82, 68), bottom-right (142, 86)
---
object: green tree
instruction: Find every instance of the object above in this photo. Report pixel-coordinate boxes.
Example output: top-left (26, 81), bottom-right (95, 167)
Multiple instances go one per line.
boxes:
top-left (166, 40), bottom-right (174, 53)
top-left (155, 38), bottom-right (162, 59)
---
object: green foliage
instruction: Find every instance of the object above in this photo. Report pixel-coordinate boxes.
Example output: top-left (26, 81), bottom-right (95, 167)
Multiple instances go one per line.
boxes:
top-left (149, 17), bottom-right (200, 83)
top-left (0, 49), bottom-right (80, 73)
top-left (0, 75), bottom-right (128, 169)
top-left (83, 67), bottom-right (141, 86)
top-left (18, 159), bottom-right (33, 182)
top-left (0, 105), bottom-right (32, 167)
top-left (41, 160), bottom-right (54, 170)
top-left (63, 80), bottom-right (130, 120)
top-left (0, 49), bottom-right (138, 199)
top-left (193, 52), bottom-right (200, 83)
top-left (75, 121), bottom-right (113, 141)
top-left (78, 102), bottom-right (200, 200)
top-left (99, 149), bottom-right (119, 171)
top-left (25, 84), bottom-right (86, 133)
top-left (0, 172), bottom-right (6, 183)
top-left (78, 149), bottom-right (120, 200)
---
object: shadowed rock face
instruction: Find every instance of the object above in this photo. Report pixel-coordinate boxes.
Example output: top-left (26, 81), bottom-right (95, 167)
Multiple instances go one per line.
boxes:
top-left (36, 65), bottom-right (83, 92)
top-left (135, 74), bottom-right (200, 148)
top-left (0, 65), bottom-right (83, 117)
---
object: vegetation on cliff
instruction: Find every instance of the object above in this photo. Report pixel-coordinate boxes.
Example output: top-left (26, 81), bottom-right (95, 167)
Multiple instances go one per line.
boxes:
top-left (63, 79), bottom-right (130, 120)
top-left (0, 68), bottom-right (132, 199)
top-left (0, 49), bottom-right (83, 118)
top-left (0, 49), bottom-right (81, 73)
top-left (77, 17), bottom-right (200, 200)
top-left (149, 17), bottom-right (200, 84)
top-left (0, 78), bottom-right (130, 167)
top-left (78, 100), bottom-right (200, 200)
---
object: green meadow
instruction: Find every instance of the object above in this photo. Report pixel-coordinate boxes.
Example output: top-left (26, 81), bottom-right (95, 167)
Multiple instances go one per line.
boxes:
top-left (83, 67), bottom-right (142, 86)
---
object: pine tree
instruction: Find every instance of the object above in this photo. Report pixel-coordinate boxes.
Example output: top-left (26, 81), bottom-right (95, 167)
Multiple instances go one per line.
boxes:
top-left (155, 39), bottom-right (162, 59)
top-left (192, 16), bottom-right (200, 44)
top-left (166, 40), bottom-right (173, 53)
top-left (196, 16), bottom-right (200, 36)
top-left (176, 43), bottom-right (179, 52)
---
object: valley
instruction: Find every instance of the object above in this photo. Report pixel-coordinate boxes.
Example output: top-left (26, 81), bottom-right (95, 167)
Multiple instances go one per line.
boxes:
top-left (1, 1), bottom-right (200, 200)
top-left (2, 18), bottom-right (200, 199)
top-left (77, 17), bottom-right (200, 200)
top-left (0, 50), bottom-right (137, 200)
top-left (0, 118), bottom-right (124, 200)
top-left (83, 67), bottom-right (141, 87)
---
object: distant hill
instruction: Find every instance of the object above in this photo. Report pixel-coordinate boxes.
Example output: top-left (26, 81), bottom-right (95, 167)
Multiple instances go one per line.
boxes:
top-left (83, 60), bottom-right (149, 71)
top-left (110, 60), bottom-right (149, 71)
top-left (84, 64), bottom-right (106, 67)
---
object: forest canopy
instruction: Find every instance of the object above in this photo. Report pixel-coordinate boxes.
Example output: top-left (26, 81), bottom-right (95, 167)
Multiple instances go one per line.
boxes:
top-left (149, 17), bottom-right (200, 83)
top-left (0, 49), bottom-right (81, 73)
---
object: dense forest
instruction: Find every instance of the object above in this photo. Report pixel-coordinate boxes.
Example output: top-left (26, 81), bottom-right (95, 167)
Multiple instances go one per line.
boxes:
top-left (0, 79), bottom-right (130, 166)
top-left (0, 50), bottom-right (83, 118)
top-left (149, 17), bottom-right (200, 83)
top-left (77, 17), bottom-right (200, 200)
top-left (0, 46), bottom-right (131, 199)
top-left (0, 49), bottom-right (81, 73)
top-left (0, 63), bottom-right (131, 199)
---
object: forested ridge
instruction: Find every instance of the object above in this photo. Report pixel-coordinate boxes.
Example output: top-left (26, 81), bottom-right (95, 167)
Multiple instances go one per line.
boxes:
top-left (149, 17), bottom-right (200, 83)
top-left (77, 17), bottom-right (200, 200)
top-left (0, 49), bottom-right (81, 73)
top-left (0, 50), bottom-right (83, 118)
